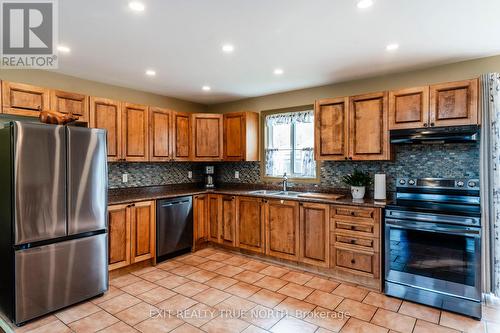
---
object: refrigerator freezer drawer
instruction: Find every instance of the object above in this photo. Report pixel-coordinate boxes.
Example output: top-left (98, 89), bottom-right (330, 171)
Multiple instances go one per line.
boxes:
top-left (15, 234), bottom-right (108, 324)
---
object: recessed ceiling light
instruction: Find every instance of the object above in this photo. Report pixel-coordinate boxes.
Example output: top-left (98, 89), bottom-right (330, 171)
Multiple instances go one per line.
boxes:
top-left (57, 45), bottom-right (70, 53)
top-left (222, 44), bottom-right (234, 53)
top-left (386, 43), bottom-right (399, 51)
top-left (145, 69), bottom-right (156, 76)
top-left (357, 0), bottom-right (374, 9)
top-left (129, 1), bottom-right (145, 11)
top-left (202, 86), bottom-right (211, 91)
top-left (273, 68), bottom-right (284, 75)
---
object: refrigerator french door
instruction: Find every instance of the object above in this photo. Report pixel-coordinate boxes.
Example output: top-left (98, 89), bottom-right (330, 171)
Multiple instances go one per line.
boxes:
top-left (0, 121), bottom-right (108, 325)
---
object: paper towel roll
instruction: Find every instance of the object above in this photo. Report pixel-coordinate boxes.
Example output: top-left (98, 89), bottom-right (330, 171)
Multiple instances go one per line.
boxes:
top-left (374, 173), bottom-right (386, 201)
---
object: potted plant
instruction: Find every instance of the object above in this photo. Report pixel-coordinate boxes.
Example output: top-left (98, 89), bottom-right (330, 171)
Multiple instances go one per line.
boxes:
top-left (342, 170), bottom-right (373, 200)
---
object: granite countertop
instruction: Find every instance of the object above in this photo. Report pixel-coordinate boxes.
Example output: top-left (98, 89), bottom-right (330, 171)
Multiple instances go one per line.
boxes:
top-left (108, 184), bottom-right (390, 208)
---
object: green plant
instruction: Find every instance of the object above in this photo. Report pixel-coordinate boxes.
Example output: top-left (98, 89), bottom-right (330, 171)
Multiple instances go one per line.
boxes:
top-left (342, 170), bottom-right (373, 187)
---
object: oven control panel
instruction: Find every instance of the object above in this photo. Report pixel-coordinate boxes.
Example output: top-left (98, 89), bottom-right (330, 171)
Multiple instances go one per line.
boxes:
top-left (396, 178), bottom-right (479, 189)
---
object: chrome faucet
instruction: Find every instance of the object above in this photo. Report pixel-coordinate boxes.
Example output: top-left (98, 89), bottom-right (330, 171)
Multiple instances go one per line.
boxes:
top-left (282, 173), bottom-right (288, 192)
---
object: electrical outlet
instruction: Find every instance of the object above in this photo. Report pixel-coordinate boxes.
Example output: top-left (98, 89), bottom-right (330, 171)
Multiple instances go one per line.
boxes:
top-left (188, 171), bottom-right (193, 179)
top-left (235, 171), bottom-right (240, 179)
top-left (122, 173), bottom-right (128, 183)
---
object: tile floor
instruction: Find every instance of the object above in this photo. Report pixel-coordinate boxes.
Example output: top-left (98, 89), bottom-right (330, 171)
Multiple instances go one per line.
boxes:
top-left (5, 247), bottom-right (500, 333)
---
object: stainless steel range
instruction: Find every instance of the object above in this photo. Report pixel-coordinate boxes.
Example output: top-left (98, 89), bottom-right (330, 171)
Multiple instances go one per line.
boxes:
top-left (384, 178), bottom-right (481, 318)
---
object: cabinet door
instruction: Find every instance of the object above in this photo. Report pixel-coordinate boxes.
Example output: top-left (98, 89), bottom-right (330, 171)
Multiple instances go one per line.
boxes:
top-left (50, 90), bottom-right (89, 124)
top-left (149, 107), bottom-right (171, 161)
top-left (108, 204), bottom-right (130, 270)
top-left (192, 114), bottom-right (223, 161)
top-left (236, 196), bottom-right (265, 253)
top-left (90, 97), bottom-right (122, 162)
top-left (430, 79), bottom-right (478, 127)
top-left (389, 86), bottom-right (429, 130)
top-left (193, 195), bottom-right (208, 250)
top-left (131, 201), bottom-right (155, 264)
top-left (265, 199), bottom-right (299, 261)
top-left (224, 112), bottom-right (245, 161)
top-left (349, 92), bottom-right (390, 161)
top-left (220, 196), bottom-right (236, 247)
top-left (1, 81), bottom-right (49, 117)
top-left (314, 97), bottom-right (349, 160)
top-left (123, 103), bottom-right (149, 162)
top-left (299, 203), bottom-right (329, 267)
top-left (172, 111), bottom-right (191, 161)
top-left (208, 194), bottom-right (221, 243)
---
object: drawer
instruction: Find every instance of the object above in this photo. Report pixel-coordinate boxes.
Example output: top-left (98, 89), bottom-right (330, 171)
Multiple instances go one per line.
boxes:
top-left (332, 206), bottom-right (375, 219)
top-left (334, 247), bottom-right (376, 275)
top-left (331, 220), bottom-right (375, 235)
top-left (335, 235), bottom-right (373, 249)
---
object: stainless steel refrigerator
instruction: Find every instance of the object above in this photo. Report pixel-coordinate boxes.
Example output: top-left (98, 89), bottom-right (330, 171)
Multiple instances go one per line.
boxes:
top-left (0, 121), bottom-right (108, 325)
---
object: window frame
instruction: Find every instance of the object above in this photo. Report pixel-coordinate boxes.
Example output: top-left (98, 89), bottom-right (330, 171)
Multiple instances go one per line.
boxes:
top-left (260, 106), bottom-right (320, 183)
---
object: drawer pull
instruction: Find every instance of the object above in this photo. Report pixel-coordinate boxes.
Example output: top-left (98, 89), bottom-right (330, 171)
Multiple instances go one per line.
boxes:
top-left (351, 259), bottom-right (356, 264)
top-left (350, 226), bottom-right (355, 230)
top-left (351, 211), bottom-right (355, 216)
top-left (350, 239), bottom-right (355, 244)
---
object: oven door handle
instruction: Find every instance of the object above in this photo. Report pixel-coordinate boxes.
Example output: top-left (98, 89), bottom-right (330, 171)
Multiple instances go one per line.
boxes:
top-left (385, 219), bottom-right (481, 237)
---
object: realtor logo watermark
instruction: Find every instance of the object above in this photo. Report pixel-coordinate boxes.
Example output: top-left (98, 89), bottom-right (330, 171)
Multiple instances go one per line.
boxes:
top-left (1, 0), bottom-right (58, 68)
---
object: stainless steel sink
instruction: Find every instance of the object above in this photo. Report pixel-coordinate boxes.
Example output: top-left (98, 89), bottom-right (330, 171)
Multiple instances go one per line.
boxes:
top-left (247, 190), bottom-right (281, 195)
top-left (247, 190), bottom-right (302, 197)
top-left (272, 191), bottom-right (302, 197)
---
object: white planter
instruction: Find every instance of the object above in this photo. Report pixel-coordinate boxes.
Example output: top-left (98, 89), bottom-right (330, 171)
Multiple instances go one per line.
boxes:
top-left (351, 186), bottom-right (366, 199)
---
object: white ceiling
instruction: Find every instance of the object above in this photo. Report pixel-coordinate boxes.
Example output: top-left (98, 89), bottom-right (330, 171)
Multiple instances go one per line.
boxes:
top-left (56, 0), bottom-right (500, 104)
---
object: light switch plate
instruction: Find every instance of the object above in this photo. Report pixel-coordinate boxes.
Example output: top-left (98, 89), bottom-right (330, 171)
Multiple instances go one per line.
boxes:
top-left (122, 173), bottom-right (128, 183)
top-left (188, 171), bottom-right (193, 179)
top-left (235, 171), bottom-right (240, 179)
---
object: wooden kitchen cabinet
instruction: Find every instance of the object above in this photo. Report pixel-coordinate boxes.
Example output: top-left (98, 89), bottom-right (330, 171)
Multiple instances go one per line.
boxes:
top-left (108, 204), bottom-right (131, 271)
top-left (193, 194), bottom-right (209, 250)
top-left (50, 90), bottom-right (89, 124)
top-left (1, 81), bottom-right (50, 117)
top-left (389, 86), bottom-right (429, 130)
top-left (349, 92), bottom-right (390, 160)
top-left (172, 111), bottom-right (192, 161)
top-left (149, 107), bottom-right (171, 161)
top-left (299, 202), bottom-right (329, 267)
top-left (223, 112), bottom-right (260, 161)
top-left (314, 97), bottom-right (349, 160)
top-left (265, 199), bottom-right (300, 261)
top-left (90, 97), bottom-right (122, 161)
top-left (192, 113), bottom-right (223, 161)
top-left (430, 79), bottom-right (478, 127)
top-left (220, 195), bottom-right (236, 247)
top-left (236, 196), bottom-right (265, 253)
top-left (208, 194), bottom-right (221, 243)
top-left (122, 103), bottom-right (149, 162)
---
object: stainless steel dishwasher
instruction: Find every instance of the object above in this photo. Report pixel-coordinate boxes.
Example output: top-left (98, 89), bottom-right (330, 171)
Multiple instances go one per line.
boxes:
top-left (156, 196), bottom-right (193, 262)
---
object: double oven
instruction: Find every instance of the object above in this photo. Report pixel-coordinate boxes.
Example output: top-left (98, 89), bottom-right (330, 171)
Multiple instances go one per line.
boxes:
top-left (384, 178), bottom-right (481, 318)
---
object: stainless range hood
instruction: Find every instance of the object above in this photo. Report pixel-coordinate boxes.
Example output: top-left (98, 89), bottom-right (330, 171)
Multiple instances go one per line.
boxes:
top-left (390, 125), bottom-right (479, 144)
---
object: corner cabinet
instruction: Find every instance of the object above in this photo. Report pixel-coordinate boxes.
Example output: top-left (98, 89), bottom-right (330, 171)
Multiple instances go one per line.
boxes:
top-left (191, 113), bottom-right (223, 161)
top-left (236, 196), bottom-right (265, 253)
top-left (223, 112), bottom-right (260, 161)
top-left (265, 199), bottom-right (300, 261)
top-left (314, 97), bottom-right (349, 160)
top-left (220, 195), bottom-right (237, 247)
top-left (193, 194), bottom-right (209, 250)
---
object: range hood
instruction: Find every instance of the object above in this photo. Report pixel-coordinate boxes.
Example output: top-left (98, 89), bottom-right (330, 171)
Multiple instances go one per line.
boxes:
top-left (390, 125), bottom-right (479, 144)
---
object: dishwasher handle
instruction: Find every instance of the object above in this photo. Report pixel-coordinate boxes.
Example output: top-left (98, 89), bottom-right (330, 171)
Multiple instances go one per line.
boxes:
top-left (160, 200), bottom-right (191, 208)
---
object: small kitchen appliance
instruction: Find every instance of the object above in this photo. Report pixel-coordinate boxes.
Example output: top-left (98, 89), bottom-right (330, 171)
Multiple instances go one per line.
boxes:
top-left (204, 165), bottom-right (215, 188)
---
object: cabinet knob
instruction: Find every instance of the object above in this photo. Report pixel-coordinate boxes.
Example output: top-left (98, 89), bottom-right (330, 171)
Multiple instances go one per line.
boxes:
top-left (351, 259), bottom-right (356, 264)
top-left (350, 226), bottom-right (355, 230)
top-left (345, 157), bottom-right (348, 160)
top-left (350, 211), bottom-right (355, 216)
top-left (349, 157), bottom-right (353, 160)
top-left (350, 239), bottom-right (355, 244)
top-left (423, 123), bottom-right (428, 127)
top-left (430, 122), bottom-right (435, 127)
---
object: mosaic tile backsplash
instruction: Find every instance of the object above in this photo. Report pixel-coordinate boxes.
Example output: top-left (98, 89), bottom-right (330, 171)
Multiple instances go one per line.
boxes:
top-left (108, 142), bottom-right (479, 192)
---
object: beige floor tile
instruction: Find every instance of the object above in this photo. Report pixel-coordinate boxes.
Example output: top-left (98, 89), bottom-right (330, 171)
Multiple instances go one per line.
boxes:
top-left (172, 281), bottom-right (209, 297)
top-left (134, 316), bottom-right (184, 333)
top-left (248, 289), bottom-right (286, 308)
top-left (270, 315), bottom-right (317, 333)
top-left (216, 265), bottom-right (245, 278)
top-left (55, 301), bottom-right (101, 324)
top-left (440, 311), bottom-right (486, 333)
top-left (98, 321), bottom-right (139, 333)
top-left (335, 298), bottom-right (377, 321)
top-left (186, 269), bottom-right (218, 283)
top-left (155, 275), bottom-right (189, 289)
top-left (233, 270), bottom-right (265, 284)
top-left (362, 292), bottom-right (402, 312)
top-left (259, 266), bottom-right (289, 278)
top-left (277, 283), bottom-right (314, 300)
top-left (413, 319), bottom-right (460, 333)
top-left (196, 260), bottom-right (226, 271)
top-left (304, 277), bottom-right (339, 293)
top-left (121, 280), bottom-right (157, 296)
top-left (225, 282), bottom-right (262, 298)
top-left (316, 328), bottom-right (335, 333)
top-left (170, 265), bottom-right (201, 277)
top-left (241, 305), bottom-right (284, 330)
top-left (99, 293), bottom-right (142, 314)
top-left (115, 302), bottom-right (158, 326)
top-left (171, 322), bottom-right (204, 333)
top-left (225, 256), bottom-right (251, 267)
top-left (241, 324), bottom-right (268, 333)
top-left (486, 321), bottom-right (500, 333)
top-left (92, 286), bottom-right (124, 305)
top-left (206, 253), bottom-right (234, 262)
top-left (340, 317), bottom-right (388, 333)
top-left (280, 271), bottom-right (313, 285)
top-left (156, 294), bottom-right (198, 312)
top-left (110, 274), bottom-right (142, 288)
top-left (371, 308), bottom-right (416, 333)
top-left (332, 284), bottom-right (368, 302)
top-left (178, 303), bottom-right (218, 327)
top-left (398, 301), bottom-right (440, 324)
top-left (253, 276), bottom-right (287, 292)
top-left (192, 287), bottom-right (232, 306)
top-left (274, 297), bottom-right (316, 318)
top-left (178, 255), bottom-right (209, 266)
top-left (305, 290), bottom-right (343, 311)
top-left (136, 286), bottom-right (177, 305)
top-left (12, 315), bottom-right (60, 333)
top-left (303, 307), bottom-right (349, 331)
top-left (215, 295), bottom-right (257, 313)
top-left (482, 304), bottom-right (500, 323)
top-left (140, 269), bottom-right (172, 282)
top-left (192, 248), bottom-right (217, 257)
top-left (156, 260), bottom-right (184, 271)
top-left (130, 266), bottom-right (157, 276)
top-left (201, 316), bottom-right (250, 333)
top-left (16, 318), bottom-right (71, 333)
top-left (206, 275), bottom-right (238, 290)
top-left (68, 310), bottom-right (119, 332)
top-left (240, 260), bottom-right (269, 273)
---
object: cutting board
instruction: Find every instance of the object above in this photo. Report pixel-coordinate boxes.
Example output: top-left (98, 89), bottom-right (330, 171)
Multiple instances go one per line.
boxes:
top-left (297, 192), bottom-right (344, 200)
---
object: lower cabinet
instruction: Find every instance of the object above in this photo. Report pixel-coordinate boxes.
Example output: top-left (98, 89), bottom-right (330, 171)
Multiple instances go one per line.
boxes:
top-left (220, 196), bottom-right (236, 246)
top-left (236, 196), bottom-right (265, 253)
top-left (207, 194), bottom-right (221, 243)
top-left (265, 199), bottom-right (300, 261)
top-left (108, 200), bottom-right (155, 271)
top-left (193, 194), bottom-right (209, 250)
top-left (299, 202), bottom-right (330, 267)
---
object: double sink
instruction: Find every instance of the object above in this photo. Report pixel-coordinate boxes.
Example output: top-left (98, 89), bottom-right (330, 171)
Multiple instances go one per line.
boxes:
top-left (247, 190), bottom-right (302, 198)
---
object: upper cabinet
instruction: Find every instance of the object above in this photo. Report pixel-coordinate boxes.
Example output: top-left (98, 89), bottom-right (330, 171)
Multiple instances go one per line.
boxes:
top-left (223, 112), bottom-right (260, 161)
top-left (122, 103), bottom-right (149, 162)
top-left (50, 90), bottom-right (89, 124)
top-left (192, 113), bottom-right (223, 161)
top-left (389, 86), bottom-right (429, 130)
top-left (349, 92), bottom-right (389, 161)
top-left (90, 97), bottom-right (122, 162)
top-left (430, 79), bottom-right (478, 127)
top-left (314, 97), bottom-right (349, 161)
top-left (149, 107), bottom-right (171, 162)
top-left (1, 81), bottom-right (49, 117)
top-left (172, 111), bottom-right (192, 161)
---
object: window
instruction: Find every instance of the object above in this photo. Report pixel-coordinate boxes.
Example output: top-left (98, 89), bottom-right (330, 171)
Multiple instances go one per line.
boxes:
top-left (264, 110), bottom-right (316, 179)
